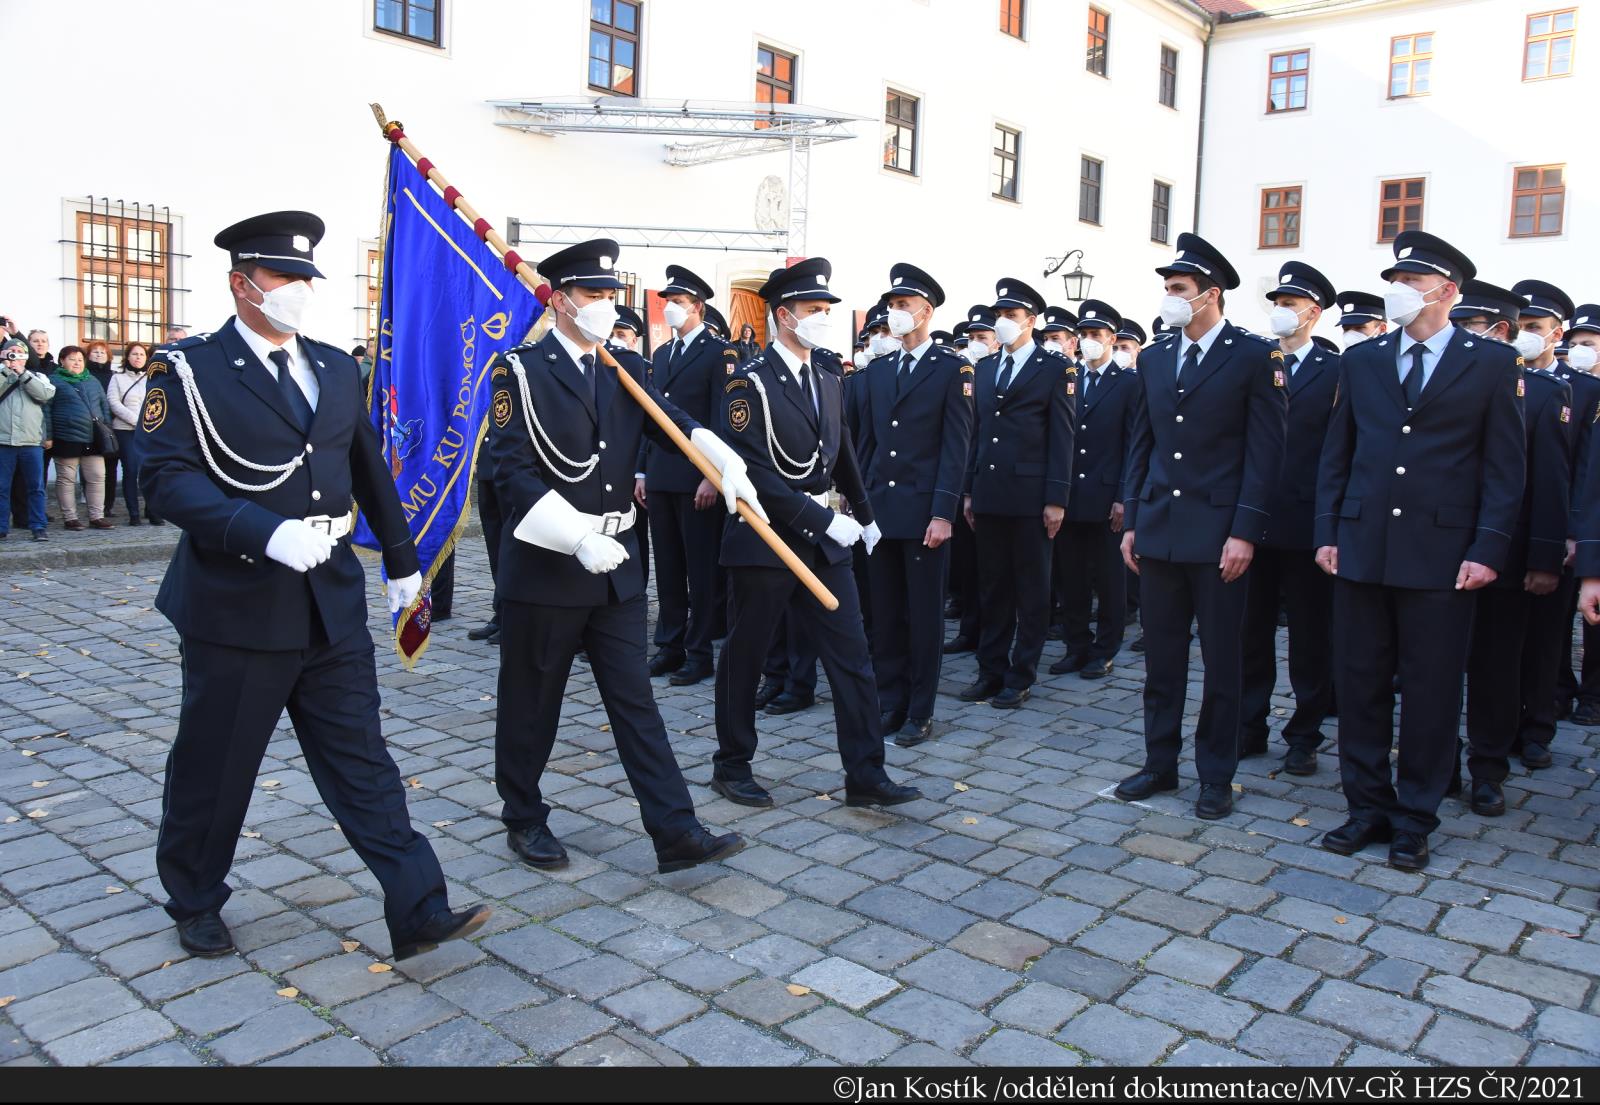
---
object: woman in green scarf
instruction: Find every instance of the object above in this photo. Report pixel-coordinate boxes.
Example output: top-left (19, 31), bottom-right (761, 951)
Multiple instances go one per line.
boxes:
top-left (45, 345), bottom-right (115, 529)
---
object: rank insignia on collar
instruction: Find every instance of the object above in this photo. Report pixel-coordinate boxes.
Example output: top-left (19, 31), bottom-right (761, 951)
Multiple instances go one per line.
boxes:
top-left (1561, 405), bottom-right (1571, 423)
top-left (1273, 369), bottom-right (1287, 389)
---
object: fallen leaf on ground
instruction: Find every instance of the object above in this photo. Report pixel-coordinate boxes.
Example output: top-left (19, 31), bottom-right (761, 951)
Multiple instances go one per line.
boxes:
top-left (1231, 783), bottom-right (1243, 793)
top-left (1291, 817), bottom-right (1310, 827)
top-left (260, 780), bottom-right (281, 789)
top-left (962, 817), bottom-right (979, 825)
top-left (815, 793), bottom-right (833, 801)
top-left (16, 672), bottom-right (29, 679)
top-left (599, 724), bottom-right (611, 732)
top-left (276, 987), bottom-right (300, 998)
top-left (341, 940), bottom-right (361, 953)
top-left (30, 780), bottom-right (46, 788)
top-left (26, 810), bottom-right (46, 819)
top-left (368, 963), bottom-right (392, 974)
top-left (431, 820), bottom-right (454, 828)
top-left (160, 962), bottom-right (171, 970)
top-left (3, 817), bottom-right (17, 824)
top-left (408, 777), bottom-right (423, 788)
top-left (20, 749), bottom-right (36, 757)
top-left (105, 886), bottom-right (124, 895)
top-left (952, 782), bottom-right (971, 792)
top-left (785, 984), bottom-right (811, 996)
top-left (1537, 928), bottom-right (1579, 938)
top-left (0, 996), bottom-right (13, 1009)
top-left (1333, 916), bottom-right (1348, 925)
top-left (241, 831), bottom-right (261, 839)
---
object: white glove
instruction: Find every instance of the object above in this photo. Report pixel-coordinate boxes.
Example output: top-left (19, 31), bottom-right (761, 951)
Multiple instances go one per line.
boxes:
top-left (386, 571), bottom-right (422, 614)
top-left (862, 521), bottom-right (882, 556)
top-left (690, 428), bottom-right (769, 522)
top-left (264, 519), bottom-right (337, 573)
top-left (825, 512), bottom-right (864, 549)
top-left (574, 531), bottom-right (629, 574)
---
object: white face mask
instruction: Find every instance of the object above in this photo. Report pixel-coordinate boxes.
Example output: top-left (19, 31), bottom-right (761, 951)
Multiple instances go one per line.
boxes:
top-left (562, 295), bottom-right (620, 343)
top-left (662, 301), bottom-right (690, 331)
top-left (1384, 280), bottom-right (1445, 326)
top-left (993, 316), bottom-right (1024, 347)
top-left (1514, 330), bottom-right (1553, 361)
top-left (965, 339), bottom-right (992, 362)
top-left (1341, 329), bottom-right (1370, 350)
top-left (245, 274), bottom-right (313, 335)
top-left (887, 307), bottom-right (922, 338)
top-left (1268, 303), bottom-right (1312, 338)
top-left (1567, 344), bottom-right (1598, 372)
top-left (869, 333), bottom-right (901, 356)
top-left (1158, 289), bottom-right (1208, 328)
top-left (1044, 339), bottom-right (1066, 356)
top-left (1112, 350), bottom-right (1135, 370)
top-left (1079, 337), bottom-right (1106, 363)
top-left (783, 308), bottom-right (832, 351)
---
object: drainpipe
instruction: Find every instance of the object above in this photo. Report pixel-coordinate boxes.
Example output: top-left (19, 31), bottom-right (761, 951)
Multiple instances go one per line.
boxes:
top-left (1193, 15), bottom-right (1215, 232)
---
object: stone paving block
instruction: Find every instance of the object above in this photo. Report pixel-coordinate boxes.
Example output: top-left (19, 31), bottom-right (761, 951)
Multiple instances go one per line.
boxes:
top-left (390, 1017), bottom-right (527, 1066)
top-left (555, 1033), bottom-right (662, 1067)
top-left (1292, 937), bottom-right (1371, 977)
top-left (1007, 898), bottom-right (1102, 944)
top-left (11, 976), bottom-right (143, 1043)
top-left (1144, 936), bottom-right (1244, 987)
top-left (334, 982), bottom-right (459, 1049)
top-left (948, 921), bottom-right (1050, 970)
top-left (262, 1035), bottom-right (381, 1066)
top-left (1469, 955), bottom-right (1591, 1010)
top-left (990, 981), bottom-right (1089, 1034)
top-left (0, 927), bottom-right (58, 972)
top-left (1302, 980), bottom-right (1433, 1049)
top-left (1119, 976), bottom-right (1256, 1042)
top-left (1237, 1013), bottom-right (1350, 1066)
top-left (1416, 1014), bottom-right (1529, 1066)
top-left (1434, 906), bottom-right (1525, 953)
top-left (784, 1005), bottom-right (901, 1064)
top-left (661, 1011), bottom-right (805, 1066)
top-left (1534, 1007), bottom-right (1600, 1054)
top-left (689, 875), bottom-right (788, 918)
top-left (830, 925), bottom-right (934, 972)
top-left (792, 956), bottom-right (900, 1010)
top-left (896, 948), bottom-right (1018, 1007)
top-left (972, 1028), bottom-right (1082, 1066)
top-left (847, 885), bottom-right (976, 942)
top-left (1420, 975), bottom-right (1534, 1029)
top-left (1028, 947), bottom-right (1135, 1002)
top-left (129, 954), bottom-right (248, 1003)
top-left (282, 953), bottom-right (399, 1006)
top-left (428, 962), bottom-right (546, 1017)
top-left (756, 898), bottom-right (865, 945)
top-left (868, 988), bottom-right (992, 1051)
top-left (206, 1002), bottom-right (332, 1065)
top-left (1073, 916), bottom-right (1170, 964)
top-left (1362, 926), bottom-right (1478, 973)
top-left (600, 980), bottom-right (707, 1033)
top-left (1355, 957), bottom-right (1430, 997)
top-left (42, 1009), bottom-right (176, 1066)
top-left (730, 933), bottom-right (825, 976)
top-left (494, 996), bottom-right (615, 1058)
top-left (545, 952), bottom-right (652, 1000)
top-left (1059, 1004), bottom-right (1181, 1065)
top-left (482, 923), bottom-right (589, 976)
top-left (104, 1041), bottom-right (204, 1067)
top-left (713, 976), bottom-right (822, 1026)
top-left (0, 952), bottom-right (99, 1003)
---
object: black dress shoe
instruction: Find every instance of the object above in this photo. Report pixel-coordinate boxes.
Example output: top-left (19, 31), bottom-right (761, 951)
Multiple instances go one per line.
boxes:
top-left (959, 677), bottom-right (1002, 702)
top-left (1079, 658), bottom-right (1114, 680)
top-left (753, 677), bottom-right (784, 710)
top-left (764, 691), bottom-right (814, 715)
top-left (1283, 746), bottom-right (1318, 776)
top-left (880, 710), bottom-right (907, 735)
top-left (1520, 742), bottom-right (1553, 769)
top-left (467, 620), bottom-right (500, 641)
top-left (148, 517), bottom-right (166, 526)
top-left (489, 628), bottom-right (502, 646)
top-left (1195, 784), bottom-right (1234, 820)
top-left (711, 776), bottom-right (774, 808)
top-left (1114, 770), bottom-right (1179, 801)
top-left (1049, 652), bottom-right (1089, 676)
top-left (1320, 819), bottom-right (1391, 856)
top-left (1470, 779), bottom-right (1506, 816)
top-left (668, 661), bottom-right (714, 686)
top-left (1130, 635), bottom-right (1145, 653)
top-left (1045, 624), bottom-right (1064, 641)
top-left (1572, 700), bottom-right (1600, 726)
top-left (176, 911), bottom-right (235, 958)
top-left (648, 650), bottom-right (686, 677)
top-left (508, 826), bottom-right (569, 869)
top-left (656, 826), bottom-right (746, 873)
top-left (991, 687), bottom-right (1030, 710)
top-left (845, 781), bottom-right (922, 807)
top-left (1238, 738), bottom-right (1269, 759)
top-left (393, 904), bottom-right (492, 961)
top-left (1388, 831), bottom-right (1429, 871)
top-left (894, 718), bottom-right (933, 748)
top-left (944, 599), bottom-right (962, 620)
top-left (943, 634), bottom-right (976, 655)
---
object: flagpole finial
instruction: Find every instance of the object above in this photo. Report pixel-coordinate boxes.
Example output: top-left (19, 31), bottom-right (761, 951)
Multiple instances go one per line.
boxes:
top-left (370, 103), bottom-right (402, 140)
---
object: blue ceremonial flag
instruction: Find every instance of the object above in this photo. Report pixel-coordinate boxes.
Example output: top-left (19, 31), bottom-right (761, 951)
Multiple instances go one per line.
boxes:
top-left (354, 143), bottom-right (543, 665)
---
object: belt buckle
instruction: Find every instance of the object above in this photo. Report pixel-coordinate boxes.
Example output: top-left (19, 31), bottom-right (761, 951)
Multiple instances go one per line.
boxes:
top-left (601, 513), bottom-right (622, 536)
top-left (306, 516), bottom-right (333, 536)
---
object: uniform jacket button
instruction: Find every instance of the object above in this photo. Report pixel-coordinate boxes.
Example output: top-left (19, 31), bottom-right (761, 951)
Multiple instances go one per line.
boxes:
top-left (1396, 466), bottom-right (1406, 475)
top-left (889, 450), bottom-right (897, 457)
top-left (1392, 507), bottom-right (1403, 517)
top-left (891, 420), bottom-right (899, 427)
top-left (1174, 452), bottom-right (1182, 459)
top-left (311, 490), bottom-right (322, 501)
top-left (1173, 489), bottom-right (1182, 497)
top-left (304, 443), bottom-right (315, 453)
top-left (1176, 415), bottom-right (1184, 423)
top-left (605, 483), bottom-right (613, 492)
top-left (888, 480), bottom-right (896, 488)
top-left (1080, 448), bottom-right (1087, 455)
top-left (1402, 425), bottom-right (1411, 434)
top-left (992, 436), bottom-right (999, 443)
top-left (1078, 472), bottom-right (1086, 479)
top-left (989, 464), bottom-right (996, 470)
top-left (599, 440), bottom-right (607, 449)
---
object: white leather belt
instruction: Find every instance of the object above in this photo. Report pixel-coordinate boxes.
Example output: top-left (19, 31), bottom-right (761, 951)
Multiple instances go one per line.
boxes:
top-left (808, 492), bottom-right (830, 508)
top-left (304, 513), bottom-right (353, 540)
top-left (579, 504), bottom-right (637, 536)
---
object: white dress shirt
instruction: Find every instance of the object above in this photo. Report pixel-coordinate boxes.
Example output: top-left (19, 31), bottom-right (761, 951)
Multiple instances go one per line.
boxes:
top-left (233, 317), bottom-right (319, 411)
top-left (771, 339), bottom-right (818, 415)
top-left (1397, 322), bottom-right (1456, 390)
top-left (1176, 316), bottom-right (1227, 375)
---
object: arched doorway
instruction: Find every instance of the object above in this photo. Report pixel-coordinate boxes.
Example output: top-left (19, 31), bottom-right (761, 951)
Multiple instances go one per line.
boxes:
top-left (727, 286), bottom-right (767, 348)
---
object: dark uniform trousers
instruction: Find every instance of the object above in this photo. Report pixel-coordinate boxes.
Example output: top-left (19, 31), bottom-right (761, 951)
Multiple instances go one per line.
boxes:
top-left (1557, 574), bottom-right (1600, 709)
top-left (1336, 579), bottom-right (1474, 834)
top-left (496, 590), bottom-right (698, 848)
top-left (869, 538), bottom-right (949, 719)
top-left (715, 553), bottom-right (886, 790)
top-left (1058, 520), bottom-right (1126, 662)
top-left (648, 490), bottom-right (721, 665)
top-left (976, 515), bottom-right (1054, 690)
top-left (951, 515), bottom-right (980, 640)
top-left (1140, 560), bottom-right (1249, 782)
top-left (762, 608), bottom-right (819, 696)
top-left (157, 625), bottom-right (447, 941)
top-left (1241, 547), bottom-right (1332, 750)
top-left (1466, 587), bottom-right (1532, 785)
top-left (477, 475), bottom-right (505, 617)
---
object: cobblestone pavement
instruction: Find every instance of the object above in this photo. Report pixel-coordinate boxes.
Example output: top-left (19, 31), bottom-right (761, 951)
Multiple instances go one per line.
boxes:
top-left (2, 542), bottom-right (1598, 1068)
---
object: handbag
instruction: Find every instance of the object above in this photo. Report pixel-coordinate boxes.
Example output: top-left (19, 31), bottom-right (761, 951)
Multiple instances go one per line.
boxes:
top-left (90, 415), bottom-right (120, 458)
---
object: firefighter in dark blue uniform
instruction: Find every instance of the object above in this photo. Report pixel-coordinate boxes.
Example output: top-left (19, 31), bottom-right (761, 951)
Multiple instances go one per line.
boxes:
top-left (961, 279), bottom-right (1076, 709)
top-left (1558, 304), bottom-right (1600, 727)
top-left (711, 258), bottom-right (921, 809)
top-left (851, 263), bottom-right (973, 747)
top-left (488, 239), bottom-right (751, 874)
top-left (1117, 233), bottom-right (1288, 821)
top-left (637, 265), bottom-right (729, 687)
top-left (1051, 300), bottom-right (1134, 679)
top-left (141, 211), bottom-right (488, 961)
top-left (1315, 232), bottom-right (1525, 870)
top-left (1240, 262), bottom-right (1341, 776)
top-left (1458, 280), bottom-right (1572, 814)
top-left (944, 306), bottom-right (998, 656)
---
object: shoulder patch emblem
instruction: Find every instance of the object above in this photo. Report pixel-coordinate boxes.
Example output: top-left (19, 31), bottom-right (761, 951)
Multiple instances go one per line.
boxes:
top-left (1269, 348), bottom-right (1284, 360)
top-left (146, 360), bottom-right (168, 377)
top-left (141, 388), bottom-right (167, 432)
top-left (492, 389), bottom-right (513, 428)
top-left (1273, 369), bottom-right (1287, 389)
top-left (491, 363), bottom-right (508, 380)
top-left (960, 363), bottom-right (975, 376)
top-left (725, 377), bottom-right (749, 392)
top-left (1561, 405), bottom-right (1571, 423)
top-left (729, 398), bottom-right (751, 433)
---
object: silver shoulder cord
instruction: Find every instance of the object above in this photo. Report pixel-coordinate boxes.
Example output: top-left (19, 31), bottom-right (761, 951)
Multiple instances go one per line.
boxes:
top-left (169, 349), bottom-right (309, 492)
top-left (747, 372), bottom-right (820, 478)
top-left (507, 351), bottom-right (600, 484)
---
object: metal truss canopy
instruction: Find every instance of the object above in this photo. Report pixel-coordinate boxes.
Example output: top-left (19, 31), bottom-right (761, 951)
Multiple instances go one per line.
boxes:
top-left (506, 219), bottom-right (788, 254)
top-left (488, 96), bottom-right (864, 167)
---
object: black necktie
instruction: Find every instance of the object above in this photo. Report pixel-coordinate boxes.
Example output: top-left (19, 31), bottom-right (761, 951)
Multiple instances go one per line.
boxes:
top-left (268, 348), bottom-right (312, 430)
top-left (1403, 345), bottom-right (1425, 408)
top-left (581, 352), bottom-right (598, 406)
top-left (1179, 342), bottom-right (1200, 383)
top-left (1086, 369), bottom-right (1100, 399)
top-left (1284, 353), bottom-right (1299, 375)
top-left (896, 352), bottom-right (912, 397)
top-left (799, 364), bottom-right (816, 415)
top-left (667, 338), bottom-right (682, 372)
top-left (998, 354), bottom-right (1015, 393)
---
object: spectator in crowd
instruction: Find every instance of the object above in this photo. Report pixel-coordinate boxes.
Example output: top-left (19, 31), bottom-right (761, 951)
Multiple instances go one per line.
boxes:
top-left (734, 323), bottom-right (759, 363)
top-left (10, 326), bottom-right (48, 530)
top-left (352, 343), bottom-right (373, 387)
top-left (27, 329), bottom-right (54, 371)
top-left (83, 340), bottom-right (120, 513)
top-left (46, 345), bottom-right (115, 530)
top-left (0, 337), bottom-right (55, 541)
top-left (107, 341), bottom-right (162, 525)
top-left (164, 325), bottom-right (188, 343)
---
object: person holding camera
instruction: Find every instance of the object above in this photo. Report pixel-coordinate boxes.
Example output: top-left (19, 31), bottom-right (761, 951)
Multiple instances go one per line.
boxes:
top-left (0, 337), bottom-right (56, 540)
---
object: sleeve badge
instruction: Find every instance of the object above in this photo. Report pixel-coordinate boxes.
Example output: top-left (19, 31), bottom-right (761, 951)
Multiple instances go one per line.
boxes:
top-left (729, 398), bottom-right (751, 433)
top-left (962, 381), bottom-right (973, 397)
top-left (1517, 377), bottom-right (1526, 398)
top-left (141, 388), bottom-right (167, 433)
top-left (1273, 369), bottom-right (1287, 389)
top-left (492, 389), bottom-right (513, 428)
top-left (1561, 405), bottom-right (1572, 423)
